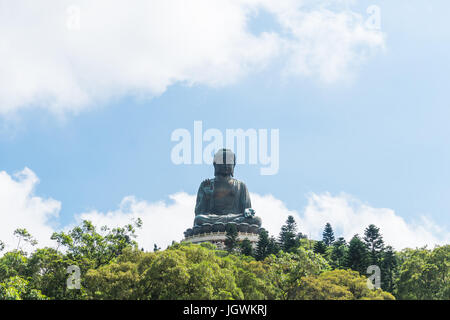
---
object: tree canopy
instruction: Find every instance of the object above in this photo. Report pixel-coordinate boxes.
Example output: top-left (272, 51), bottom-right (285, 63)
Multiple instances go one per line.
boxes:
top-left (0, 219), bottom-right (447, 300)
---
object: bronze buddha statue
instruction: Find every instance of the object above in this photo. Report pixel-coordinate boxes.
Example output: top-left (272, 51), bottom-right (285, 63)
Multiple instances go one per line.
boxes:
top-left (185, 148), bottom-right (262, 237)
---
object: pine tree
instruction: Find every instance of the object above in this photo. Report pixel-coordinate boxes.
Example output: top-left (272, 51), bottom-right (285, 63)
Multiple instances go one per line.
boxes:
top-left (278, 215), bottom-right (299, 252)
top-left (255, 229), bottom-right (270, 260)
top-left (345, 234), bottom-right (369, 275)
top-left (313, 241), bottom-right (327, 255)
top-left (330, 237), bottom-right (348, 269)
top-left (296, 232), bottom-right (308, 240)
top-left (225, 224), bottom-right (238, 252)
top-left (334, 237), bottom-right (346, 247)
top-left (267, 236), bottom-right (280, 255)
top-left (239, 238), bottom-right (253, 256)
top-left (322, 223), bottom-right (335, 246)
top-left (363, 224), bottom-right (385, 266)
top-left (381, 245), bottom-right (398, 293)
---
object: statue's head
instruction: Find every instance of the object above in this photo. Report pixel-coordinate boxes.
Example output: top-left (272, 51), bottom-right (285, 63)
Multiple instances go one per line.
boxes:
top-left (213, 148), bottom-right (236, 177)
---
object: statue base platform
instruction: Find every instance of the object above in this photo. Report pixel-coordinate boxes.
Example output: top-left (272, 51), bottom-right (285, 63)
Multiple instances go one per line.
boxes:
top-left (183, 231), bottom-right (260, 250)
top-left (184, 222), bottom-right (261, 238)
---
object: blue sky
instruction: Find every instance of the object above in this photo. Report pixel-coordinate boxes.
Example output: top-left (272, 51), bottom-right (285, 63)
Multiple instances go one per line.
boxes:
top-left (0, 0), bottom-right (449, 250)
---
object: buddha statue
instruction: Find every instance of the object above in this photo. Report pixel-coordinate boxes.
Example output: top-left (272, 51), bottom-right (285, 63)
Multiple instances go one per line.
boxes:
top-left (185, 148), bottom-right (262, 237)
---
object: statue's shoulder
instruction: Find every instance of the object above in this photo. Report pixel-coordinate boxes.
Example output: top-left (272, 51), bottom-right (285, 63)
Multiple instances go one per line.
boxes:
top-left (200, 178), bottom-right (215, 186)
top-left (230, 177), bottom-right (240, 183)
top-left (231, 177), bottom-right (247, 187)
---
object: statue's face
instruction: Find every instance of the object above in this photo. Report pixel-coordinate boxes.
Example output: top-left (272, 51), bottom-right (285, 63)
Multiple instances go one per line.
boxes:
top-left (213, 149), bottom-right (236, 177)
top-left (214, 163), bottom-right (235, 177)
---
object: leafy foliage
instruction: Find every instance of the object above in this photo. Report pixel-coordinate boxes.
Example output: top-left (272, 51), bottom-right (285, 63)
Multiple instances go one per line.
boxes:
top-left (225, 224), bottom-right (238, 253)
top-left (330, 237), bottom-right (348, 269)
top-left (345, 235), bottom-right (369, 275)
top-left (0, 219), bottom-right (447, 300)
top-left (278, 216), bottom-right (299, 253)
top-left (313, 241), bottom-right (327, 255)
top-left (239, 238), bottom-right (253, 256)
top-left (364, 224), bottom-right (385, 265)
top-left (396, 245), bottom-right (449, 300)
top-left (255, 229), bottom-right (270, 261)
top-left (296, 269), bottom-right (395, 300)
top-left (322, 223), bottom-right (335, 246)
top-left (14, 228), bottom-right (37, 251)
top-left (0, 276), bottom-right (47, 300)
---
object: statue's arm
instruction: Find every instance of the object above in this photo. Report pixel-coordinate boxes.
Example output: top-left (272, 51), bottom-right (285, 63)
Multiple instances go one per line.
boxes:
top-left (240, 182), bottom-right (252, 211)
top-left (195, 180), bottom-right (209, 215)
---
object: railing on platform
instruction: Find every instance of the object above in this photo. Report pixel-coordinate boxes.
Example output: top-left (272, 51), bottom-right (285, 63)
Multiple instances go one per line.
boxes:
top-left (184, 231), bottom-right (258, 241)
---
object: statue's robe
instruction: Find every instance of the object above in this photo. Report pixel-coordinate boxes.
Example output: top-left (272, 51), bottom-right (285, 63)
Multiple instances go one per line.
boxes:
top-left (194, 176), bottom-right (260, 227)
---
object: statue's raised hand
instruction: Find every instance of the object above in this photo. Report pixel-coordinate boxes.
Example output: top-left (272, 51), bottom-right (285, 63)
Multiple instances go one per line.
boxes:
top-left (202, 179), bottom-right (214, 196)
top-left (244, 208), bottom-right (256, 218)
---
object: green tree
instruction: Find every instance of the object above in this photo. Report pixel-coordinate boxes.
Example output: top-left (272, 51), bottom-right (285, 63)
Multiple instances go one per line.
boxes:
top-left (345, 234), bottom-right (369, 275)
top-left (51, 231), bottom-right (73, 252)
top-left (25, 247), bottom-right (79, 300)
top-left (233, 259), bottom-right (268, 299)
top-left (363, 224), bottom-right (385, 266)
top-left (255, 229), bottom-right (270, 261)
top-left (322, 223), bottom-right (335, 246)
top-left (313, 241), bottom-right (327, 255)
top-left (14, 228), bottom-right (37, 251)
top-left (86, 244), bottom-right (245, 300)
top-left (264, 248), bottom-right (330, 299)
top-left (380, 246), bottom-right (398, 293)
top-left (330, 238), bottom-right (348, 269)
top-left (334, 237), bottom-right (346, 246)
top-left (46, 219), bottom-right (142, 298)
top-left (267, 236), bottom-right (280, 255)
top-left (0, 251), bottom-right (29, 281)
top-left (137, 249), bottom-right (190, 299)
top-left (84, 248), bottom-right (145, 299)
top-left (0, 276), bottom-right (47, 300)
top-left (396, 245), bottom-right (449, 300)
top-left (239, 238), bottom-right (253, 256)
top-left (296, 232), bottom-right (308, 240)
top-left (2, 219), bottom-right (446, 301)
top-left (225, 224), bottom-right (238, 253)
top-left (278, 216), bottom-right (299, 252)
top-left (295, 269), bottom-right (395, 300)
top-left (52, 219), bottom-right (142, 269)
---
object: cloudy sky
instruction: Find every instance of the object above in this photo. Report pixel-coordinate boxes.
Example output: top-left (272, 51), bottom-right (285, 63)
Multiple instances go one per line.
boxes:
top-left (1, 0), bottom-right (449, 251)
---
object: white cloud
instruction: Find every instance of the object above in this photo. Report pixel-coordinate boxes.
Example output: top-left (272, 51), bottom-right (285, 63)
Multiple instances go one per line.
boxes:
top-left (75, 193), bottom-right (195, 250)
top-left (3, 168), bottom-right (443, 252)
top-left (250, 192), bottom-right (297, 237)
top-left (0, 168), bottom-right (60, 252)
top-left (298, 192), bottom-right (450, 250)
top-left (0, 0), bottom-right (384, 115)
top-left (76, 191), bottom-right (299, 250)
top-left (75, 191), bottom-right (449, 251)
top-left (280, 8), bottom-right (385, 83)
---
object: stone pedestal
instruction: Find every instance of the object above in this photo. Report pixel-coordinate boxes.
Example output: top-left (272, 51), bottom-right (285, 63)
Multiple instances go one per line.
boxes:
top-left (183, 231), bottom-right (260, 250)
top-left (184, 222), bottom-right (261, 238)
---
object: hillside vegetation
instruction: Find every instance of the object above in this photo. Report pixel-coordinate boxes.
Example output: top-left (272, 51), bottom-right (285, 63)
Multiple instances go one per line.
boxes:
top-left (0, 217), bottom-right (448, 300)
